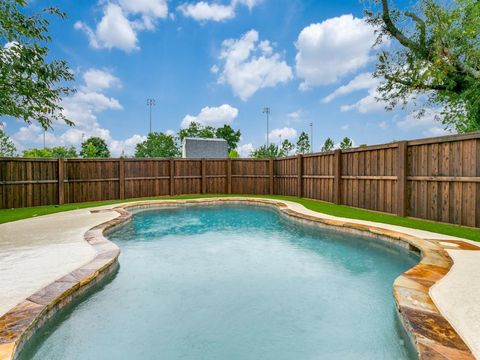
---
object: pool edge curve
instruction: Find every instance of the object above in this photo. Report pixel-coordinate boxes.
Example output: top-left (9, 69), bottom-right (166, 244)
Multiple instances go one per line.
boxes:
top-left (0, 198), bottom-right (478, 360)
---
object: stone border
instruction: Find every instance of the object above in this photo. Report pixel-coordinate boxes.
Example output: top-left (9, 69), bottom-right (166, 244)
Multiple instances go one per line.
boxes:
top-left (0, 198), bottom-right (478, 360)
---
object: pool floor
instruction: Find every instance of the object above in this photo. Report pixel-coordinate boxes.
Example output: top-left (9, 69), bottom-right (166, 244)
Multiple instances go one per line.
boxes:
top-left (20, 205), bottom-right (418, 359)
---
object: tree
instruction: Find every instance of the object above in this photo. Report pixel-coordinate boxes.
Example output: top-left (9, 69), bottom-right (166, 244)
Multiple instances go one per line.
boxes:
top-left (134, 132), bottom-right (180, 158)
top-left (321, 138), bottom-right (334, 152)
top-left (178, 122), bottom-right (242, 153)
top-left (228, 149), bottom-right (240, 158)
top-left (0, 126), bottom-right (16, 156)
top-left (80, 137), bottom-right (110, 158)
top-left (280, 139), bottom-right (295, 157)
top-left (215, 124), bottom-right (241, 152)
top-left (0, 0), bottom-right (75, 129)
top-left (366, 0), bottom-right (480, 132)
top-left (339, 137), bottom-right (353, 149)
top-left (23, 146), bottom-right (77, 158)
top-left (251, 144), bottom-right (282, 158)
top-left (178, 122), bottom-right (215, 142)
top-left (296, 131), bottom-right (310, 154)
top-left (0, 122), bottom-right (17, 157)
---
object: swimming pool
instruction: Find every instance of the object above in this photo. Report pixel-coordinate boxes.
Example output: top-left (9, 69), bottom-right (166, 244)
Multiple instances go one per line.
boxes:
top-left (20, 204), bottom-right (419, 359)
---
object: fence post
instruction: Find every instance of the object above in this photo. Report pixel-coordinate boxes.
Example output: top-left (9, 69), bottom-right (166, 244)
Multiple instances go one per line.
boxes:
top-left (334, 149), bottom-right (342, 204)
top-left (170, 158), bottom-right (175, 196)
top-left (397, 141), bottom-right (408, 217)
top-left (227, 159), bottom-right (232, 194)
top-left (118, 158), bottom-right (125, 200)
top-left (269, 158), bottom-right (274, 195)
top-left (58, 158), bottom-right (64, 205)
top-left (201, 159), bottom-right (207, 194)
top-left (297, 155), bottom-right (303, 198)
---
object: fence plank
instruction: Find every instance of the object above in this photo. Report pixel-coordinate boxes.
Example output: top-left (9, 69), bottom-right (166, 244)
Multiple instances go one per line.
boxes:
top-left (297, 155), bottom-right (303, 197)
top-left (119, 159), bottom-right (125, 200)
top-left (334, 149), bottom-right (342, 204)
top-left (58, 159), bottom-right (64, 205)
top-left (397, 141), bottom-right (407, 217)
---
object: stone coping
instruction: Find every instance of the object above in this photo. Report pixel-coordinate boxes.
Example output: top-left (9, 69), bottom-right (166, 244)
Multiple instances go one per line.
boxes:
top-left (1, 198), bottom-right (479, 360)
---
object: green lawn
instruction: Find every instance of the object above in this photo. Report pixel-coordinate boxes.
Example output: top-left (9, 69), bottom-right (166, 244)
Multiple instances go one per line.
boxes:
top-left (0, 194), bottom-right (479, 242)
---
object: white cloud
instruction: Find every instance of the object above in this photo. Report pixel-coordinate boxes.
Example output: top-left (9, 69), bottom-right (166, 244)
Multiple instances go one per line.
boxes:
top-left (378, 121), bottom-right (388, 130)
top-left (12, 68), bottom-right (144, 156)
top-left (322, 72), bottom-right (377, 103)
top-left (340, 87), bottom-right (385, 113)
top-left (341, 124), bottom-right (350, 131)
top-left (268, 127), bottom-right (297, 142)
top-left (75, 0), bottom-right (169, 52)
top-left (82, 68), bottom-right (122, 91)
top-left (396, 108), bottom-right (452, 137)
top-left (178, 2), bottom-right (235, 22)
top-left (295, 15), bottom-right (377, 89)
top-left (178, 0), bottom-right (262, 22)
top-left (238, 143), bottom-right (254, 157)
top-left (287, 110), bottom-right (302, 123)
top-left (181, 104), bottom-right (239, 128)
top-left (215, 30), bottom-right (293, 100)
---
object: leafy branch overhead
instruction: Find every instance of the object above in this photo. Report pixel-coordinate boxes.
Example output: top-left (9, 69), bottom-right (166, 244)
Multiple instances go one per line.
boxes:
top-left (366, 0), bottom-right (480, 132)
top-left (0, 0), bottom-right (74, 129)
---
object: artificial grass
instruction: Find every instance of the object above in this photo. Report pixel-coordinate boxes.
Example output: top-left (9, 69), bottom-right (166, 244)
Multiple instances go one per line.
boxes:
top-left (0, 194), bottom-right (478, 242)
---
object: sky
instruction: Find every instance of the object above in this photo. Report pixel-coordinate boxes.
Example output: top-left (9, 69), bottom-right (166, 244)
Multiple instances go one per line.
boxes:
top-left (3, 0), bottom-right (451, 156)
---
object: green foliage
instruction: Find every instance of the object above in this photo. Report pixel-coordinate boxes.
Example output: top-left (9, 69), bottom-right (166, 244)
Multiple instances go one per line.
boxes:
top-left (321, 138), bottom-right (335, 152)
top-left (215, 125), bottom-right (241, 152)
top-left (178, 122), bottom-right (215, 141)
top-left (296, 131), bottom-right (310, 154)
top-left (250, 144), bottom-right (281, 158)
top-left (80, 137), bottom-right (110, 158)
top-left (366, 0), bottom-right (480, 133)
top-left (280, 139), bottom-right (295, 156)
top-left (339, 137), bottom-right (353, 149)
top-left (178, 122), bottom-right (242, 153)
top-left (0, 126), bottom-right (16, 156)
top-left (228, 149), bottom-right (240, 158)
top-left (251, 139), bottom-right (296, 158)
top-left (0, 0), bottom-right (75, 129)
top-left (22, 146), bottom-right (77, 158)
top-left (134, 132), bottom-right (180, 158)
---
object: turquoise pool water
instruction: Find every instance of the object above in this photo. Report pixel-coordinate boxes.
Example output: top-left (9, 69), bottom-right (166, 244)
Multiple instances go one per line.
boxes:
top-left (20, 205), bottom-right (418, 359)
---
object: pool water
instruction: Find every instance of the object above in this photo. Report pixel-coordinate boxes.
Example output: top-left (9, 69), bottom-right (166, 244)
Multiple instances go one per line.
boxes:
top-left (20, 205), bottom-right (418, 359)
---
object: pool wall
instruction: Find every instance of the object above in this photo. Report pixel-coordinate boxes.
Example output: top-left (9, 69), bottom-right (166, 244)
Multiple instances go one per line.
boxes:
top-left (0, 198), bottom-right (477, 360)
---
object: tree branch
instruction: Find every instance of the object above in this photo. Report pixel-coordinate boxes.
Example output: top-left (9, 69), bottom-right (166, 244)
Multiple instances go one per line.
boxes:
top-left (381, 0), bottom-right (427, 56)
top-left (405, 11), bottom-right (426, 48)
top-left (384, 74), bottom-right (449, 91)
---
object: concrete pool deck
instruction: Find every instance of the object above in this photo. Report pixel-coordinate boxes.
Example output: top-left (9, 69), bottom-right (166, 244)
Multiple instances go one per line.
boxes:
top-left (0, 197), bottom-right (479, 359)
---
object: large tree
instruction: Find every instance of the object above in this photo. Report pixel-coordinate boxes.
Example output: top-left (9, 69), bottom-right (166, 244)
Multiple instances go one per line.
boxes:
top-left (80, 137), bottom-right (110, 158)
top-left (0, 126), bottom-right (16, 156)
top-left (215, 124), bottom-right (241, 152)
top-left (134, 132), bottom-right (180, 158)
top-left (366, 0), bottom-right (480, 132)
top-left (0, 0), bottom-right (74, 129)
top-left (339, 137), bottom-right (353, 150)
top-left (178, 122), bottom-right (215, 142)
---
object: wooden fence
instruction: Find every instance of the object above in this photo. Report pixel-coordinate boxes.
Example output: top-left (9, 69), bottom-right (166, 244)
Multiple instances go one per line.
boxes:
top-left (1, 132), bottom-right (479, 227)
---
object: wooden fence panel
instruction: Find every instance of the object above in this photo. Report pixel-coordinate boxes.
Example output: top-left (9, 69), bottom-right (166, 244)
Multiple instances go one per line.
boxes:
top-left (302, 153), bottom-right (335, 202)
top-left (0, 159), bottom-right (58, 208)
top-left (274, 157), bottom-right (298, 197)
top-left (340, 145), bottom-right (398, 215)
top-left (407, 137), bottom-right (479, 227)
top-left (231, 159), bottom-right (269, 194)
top-left (174, 160), bottom-right (202, 195)
top-left (205, 160), bottom-right (228, 194)
top-left (124, 159), bottom-right (170, 199)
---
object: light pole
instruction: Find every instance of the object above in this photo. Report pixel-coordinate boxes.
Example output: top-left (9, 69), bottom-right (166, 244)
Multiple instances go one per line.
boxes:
top-left (262, 107), bottom-right (270, 148)
top-left (309, 122), bottom-right (313, 153)
top-left (147, 98), bottom-right (156, 134)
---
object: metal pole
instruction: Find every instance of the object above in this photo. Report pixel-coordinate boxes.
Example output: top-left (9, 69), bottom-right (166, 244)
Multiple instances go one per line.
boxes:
top-left (263, 107), bottom-right (270, 148)
top-left (310, 122), bottom-right (313, 153)
top-left (147, 98), bottom-right (156, 134)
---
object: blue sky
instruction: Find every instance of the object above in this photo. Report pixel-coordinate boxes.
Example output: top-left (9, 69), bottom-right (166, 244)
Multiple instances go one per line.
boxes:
top-left (5, 0), bottom-right (450, 156)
